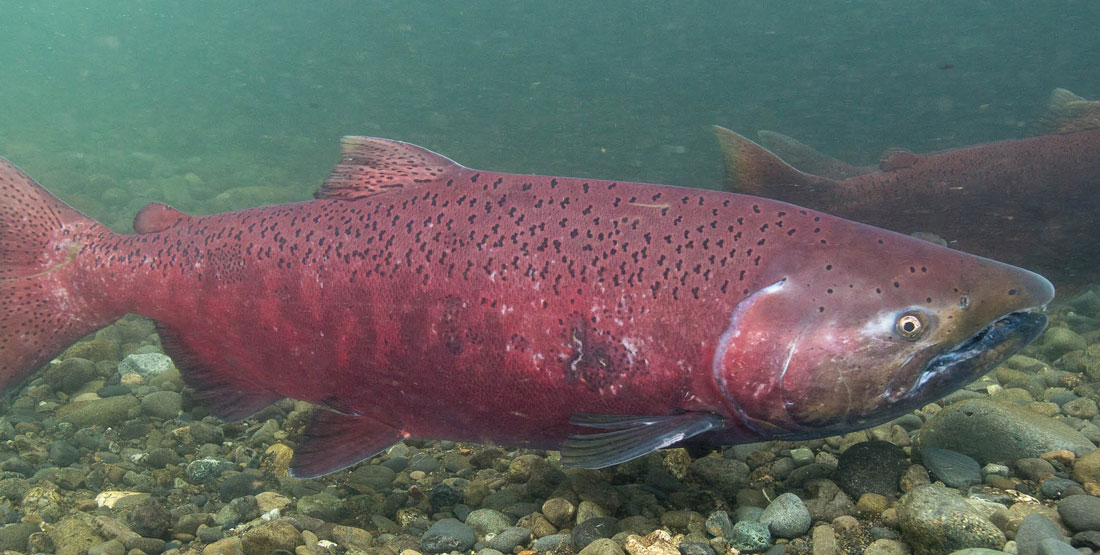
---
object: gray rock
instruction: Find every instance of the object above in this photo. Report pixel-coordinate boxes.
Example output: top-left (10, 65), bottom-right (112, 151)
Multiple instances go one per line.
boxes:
top-left (466, 508), bottom-right (512, 536)
top-left (48, 440), bottom-right (80, 467)
top-left (533, 533), bottom-right (572, 552)
top-left (1039, 476), bottom-right (1084, 500)
top-left (114, 495), bottom-right (171, 538)
top-left (947, 550), bottom-right (1008, 555)
top-left (1016, 513), bottom-right (1070, 555)
top-left (118, 352), bottom-right (174, 377)
top-left (896, 484), bottom-right (1005, 553)
top-left (0, 521), bottom-right (40, 551)
top-left (1043, 328), bottom-right (1086, 358)
top-left (914, 398), bottom-right (1097, 464)
top-left (863, 539), bottom-right (909, 555)
top-left (542, 497), bottom-right (576, 528)
top-left (185, 457), bottom-right (231, 484)
top-left (488, 527), bottom-right (533, 552)
top-left (1057, 495), bottom-right (1100, 533)
top-left (729, 520), bottom-right (771, 553)
top-left (421, 518), bottom-right (476, 553)
top-left (690, 455), bottom-right (749, 498)
top-left (678, 541), bottom-right (715, 555)
top-left (41, 358), bottom-right (97, 394)
top-left (758, 493), bottom-right (812, 539)
top-left (297, 491), bottom-right (344, 522)
top-left (834, 441), bottom-right (910, 498)
top-left (1037, 538), bottom-right (1079, 555)
top-left (88, 539), bottom-right (126, 555)
top-left (705, 510), bottom-right (734, 538)
top-left (918, 447), bottom-right (982, 489)
top-left (580, 537), bottom-right (626, 555)
top-left (1016, 458), bottom-right (1057, 481)
top-left (240, 520), bottom-right (303, 553)
top-left (571, 517), bottom-right (620, 549)
top-left (141, 390), bottom-right (182, 419)
top-left (349, 464), bottom-right (396, 492)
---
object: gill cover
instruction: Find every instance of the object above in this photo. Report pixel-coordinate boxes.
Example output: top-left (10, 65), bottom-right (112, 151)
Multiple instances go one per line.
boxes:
top-left (712, 278), bottom-right (946, 438)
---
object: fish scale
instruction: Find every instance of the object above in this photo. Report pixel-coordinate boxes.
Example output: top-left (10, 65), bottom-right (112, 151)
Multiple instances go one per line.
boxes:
top-left (0, 136), bottom-right (1053, 477)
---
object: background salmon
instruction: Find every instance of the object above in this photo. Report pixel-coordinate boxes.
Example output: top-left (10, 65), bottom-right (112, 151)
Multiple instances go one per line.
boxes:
top-left (715, 89), bottom-right (1100, 295)
top-left (0, 138), bottom-right (1052, 478)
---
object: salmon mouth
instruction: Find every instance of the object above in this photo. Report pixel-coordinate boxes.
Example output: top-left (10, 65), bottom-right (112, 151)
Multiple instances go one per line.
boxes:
top-left (897, 311), bottom-right (1048, 405)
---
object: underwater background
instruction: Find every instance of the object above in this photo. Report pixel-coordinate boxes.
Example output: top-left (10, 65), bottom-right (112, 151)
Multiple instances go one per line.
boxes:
top-left (2, 2), bottom-right (1100, 555)
top-left (1, 1), bottom-right (1098, 230)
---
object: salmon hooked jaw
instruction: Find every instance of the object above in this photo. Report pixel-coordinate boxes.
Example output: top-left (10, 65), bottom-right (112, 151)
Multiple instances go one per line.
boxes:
top-left (892, 310), bottom-right (1048, 407)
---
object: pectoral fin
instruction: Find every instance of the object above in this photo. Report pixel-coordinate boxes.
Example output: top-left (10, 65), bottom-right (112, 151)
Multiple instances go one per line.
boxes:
top-left (289, 410), bottom-right (405, 478)
top-left (561, 412), bottom-right (723, 469)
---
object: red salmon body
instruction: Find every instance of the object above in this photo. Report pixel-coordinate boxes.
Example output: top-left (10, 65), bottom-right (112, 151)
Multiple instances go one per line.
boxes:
top-left (715, 89), bottom-right (1100, 294)
top-left (0, 137), bottom-right (1052, 477)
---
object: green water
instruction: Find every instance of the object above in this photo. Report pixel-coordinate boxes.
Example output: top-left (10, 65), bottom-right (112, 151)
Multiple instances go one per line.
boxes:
top-left (0, 2), bottom-right (1097, 230)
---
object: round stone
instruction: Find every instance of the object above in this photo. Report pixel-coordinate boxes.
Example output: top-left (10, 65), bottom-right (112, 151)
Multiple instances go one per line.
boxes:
top-left (1057, 495), bottom-right (1100, 532)
top-left (758, 493), bottom-right (811, 538)
top-left (729, 520), bottom-right (771, 553)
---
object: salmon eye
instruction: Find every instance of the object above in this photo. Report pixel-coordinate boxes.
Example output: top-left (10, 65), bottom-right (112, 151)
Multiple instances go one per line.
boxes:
top-left (895, 312), bottom-right (926, 341)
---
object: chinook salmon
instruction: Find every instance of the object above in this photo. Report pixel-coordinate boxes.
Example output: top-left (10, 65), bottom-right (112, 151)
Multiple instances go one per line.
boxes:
top-left (0, 137), bottom-right (1052, 477)
top-left (715, 88), bottom-right (1100, 294)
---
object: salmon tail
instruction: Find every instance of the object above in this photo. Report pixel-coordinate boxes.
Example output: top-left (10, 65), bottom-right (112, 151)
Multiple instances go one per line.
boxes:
top-left (712, 126), bottom-right (822, 195)
top-left (0, 156), bottom-right (118, 393)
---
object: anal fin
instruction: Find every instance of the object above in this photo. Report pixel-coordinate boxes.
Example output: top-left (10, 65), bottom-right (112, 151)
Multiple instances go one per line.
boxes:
top-left (156, 323), bottom-right (282, 422)
top-left (561, 412), bottom-right (723, 469)
top-left (289, 410), bottom-right (404, 479)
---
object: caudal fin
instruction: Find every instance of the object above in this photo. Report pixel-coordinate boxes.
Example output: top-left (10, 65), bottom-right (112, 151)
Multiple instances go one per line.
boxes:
top-left (0, 156), bottom-right (117, 393)
top-left (712, 126), bottom-right (825, 196)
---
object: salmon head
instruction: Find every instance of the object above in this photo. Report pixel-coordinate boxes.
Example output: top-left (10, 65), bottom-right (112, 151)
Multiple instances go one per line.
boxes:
top-left (713, 219), bottom-right (1053, 440)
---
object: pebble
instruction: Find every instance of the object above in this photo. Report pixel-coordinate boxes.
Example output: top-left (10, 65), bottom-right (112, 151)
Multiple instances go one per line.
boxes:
top-left (1038, 476), bottom-right (1084, 499)
top-left (896, 484), bottom-right (1005, 553)
top-left (863, 538), bottom-right (909, 555)
top-left (704, 510), bottom-right (733, 538)
top-left (918, 447), bottom-right (983, 488)
top-left (690, 455), bottom-right (750, 498)
top-left (489, 526), bottom-right (534, 552)
top-left (729, 520), bottom-right (771, 553)
top-left (57, 395), bottom-right (139, 428)
top-left (420, 518), bottom-right (476, 553)
top-left (759, 492), bottom-right (812, 539)
top-left (542, 497), bottom-right (576, 527)
top-left (140, 390), bottom-right (182, 419)
top-left (915, 398), bottom-right (1097, 464)
top-left (572, 517), bottom-right (621, 549)
top-left (466, 508), bottom-right (512, 536)
top-left (186, 458), bottom-right (232, 484)
top-left (118, 352), bottom-right (174, 377)
top-left (1037, 537), bottom-right (1080, 555)
top-left (296, 491), bottom-right (344, 522)
top-left (1056, 495), bottom-right (1100, 532)
top-left (834, 441), bottom-right (910, 498)
top-left (88, 539), bottom-right (126, 555)
top-left (1073, 449), bottom-right (1100, 484)
top-left (677, 541), bottom-right (715, 555)
top-left (533, 533), bottom-right (572, 552)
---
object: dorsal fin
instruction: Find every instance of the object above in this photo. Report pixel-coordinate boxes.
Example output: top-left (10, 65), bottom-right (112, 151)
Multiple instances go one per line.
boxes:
top-left (879, 148), bottom-right (921, 171)
top-left (133, 202), bottom-right (193, 234)
top-left (1031, 88), bottom-right (1100, 135)
top-left (316, 137), bottom-right (468, 200)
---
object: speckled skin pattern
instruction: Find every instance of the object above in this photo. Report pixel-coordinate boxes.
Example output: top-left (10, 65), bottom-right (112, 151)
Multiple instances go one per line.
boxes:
top-left (0, 138), bottom-right (1053, 456)
top-left (718, 126), bottom-right (1100, 295)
